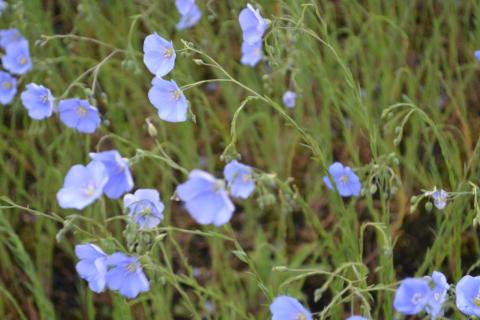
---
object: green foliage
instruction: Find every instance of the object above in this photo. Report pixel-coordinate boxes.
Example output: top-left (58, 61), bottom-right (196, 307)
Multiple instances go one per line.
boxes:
top-left (1, 0), bottom-right (480, 319)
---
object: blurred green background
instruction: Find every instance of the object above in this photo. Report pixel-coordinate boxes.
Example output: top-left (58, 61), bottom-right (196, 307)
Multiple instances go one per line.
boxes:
top-left (1, 0), bottom-right (480, 319)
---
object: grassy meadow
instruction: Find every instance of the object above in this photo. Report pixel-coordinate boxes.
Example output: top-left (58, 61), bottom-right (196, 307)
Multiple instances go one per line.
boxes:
top-left (1, 0), bottom-right (480, 319)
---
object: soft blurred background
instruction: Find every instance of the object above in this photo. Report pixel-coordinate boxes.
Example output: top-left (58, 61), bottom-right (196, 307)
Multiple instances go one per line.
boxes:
top-left (1, 0), bottom-right (480, 319)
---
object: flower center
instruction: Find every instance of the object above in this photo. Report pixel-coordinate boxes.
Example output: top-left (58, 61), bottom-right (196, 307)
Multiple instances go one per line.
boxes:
top-left (76, 105), bottom-right (88, 117)
top-left (127, 262), bottom-right (137, 273)
top-left (339, 175), bottom-right (349, 185)
top-left (474, 295), bottom-right (480, 307)
top-left (163, 47), bottom-right (173, 58)
top-left (18, 56), bottom-right (27, 65)
top-left (140, 206), bottom-right (152, 217)
top-left (242, 174), bottom-right (251, 183)
top-left (40, 94), bottom-right (49, 103)
top-left (295, 313), bottom-right (307, 320)
top-left (82, 185), bottom-right (96, 197)
top-left (171, 89), bottom-right (182, 101)
top-left (411, 292), bottom-right (423, 305)
top-left (2, 81), bottom-right (11, 89)
top-left (434, 292), bottom-right (441, 301)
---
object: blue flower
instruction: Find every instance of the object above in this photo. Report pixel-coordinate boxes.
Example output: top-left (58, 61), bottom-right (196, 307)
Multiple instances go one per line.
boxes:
top-left (176, 170), bottom-right (235, 226)
top-left (425, 271), bottom-right (449, 319)
top-left (393, 278), bottom-right (431, 315)
top-left (475, 50), bottom-right (480, 61)
top-left (2, 40), bottom-right (32, 75)
top-left (223, 160), bottom-right (255, 199)
top-left (176, 4), bottom-right (202, 31)
top-left (239, 4), bottom-right (268, 45)
top-left (75, 243), bottom-right (107, 293)
top-left (0, 28), bottom-right (25, 49)
top-left (0, 71), bottom-right (16, 105)
top-left (20, 83), bottom-right (54, 120)
top-left (89, 150), bottom-right (134, 199)
top-left (123, 189), bottom-right (164, 229)
top-left (175, 0), bottom-right (195, 15)
top-left (56, 161), bottom-right (108, 210)
top-left (58, 98), bottom-right (101, 134)
top-left (456, 275), bottom-right (480, 317)
top-left (143, 33), bottom-right (176, 77)
top-left (346, 317), bottom-right (367, 320)
top-left (105, 253), bottom-right (149, 299)
top-left (241, 40), bottom-right (262, 67)
top-left (431, 189), bottom-right (448, 209)
top-left (0, 1), bottom-right (7, 14)
top-left (283, 90), bottom-right (297, 109)
top-left (269, 296), bottom-right (312, 320)
top-left (322, 162), bottom-right (362, 197)
top-left (148, 77), bottom-right (188, 122)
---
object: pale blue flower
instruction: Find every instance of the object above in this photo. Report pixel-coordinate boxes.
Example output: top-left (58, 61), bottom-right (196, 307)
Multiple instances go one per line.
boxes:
top-left (346, 317), bottom-right (367, 320)
top-left (20, 83), bottom-right (54, 120)
top-left (0, 29), bottom-right (25, 49)
top-left (431, 189), bottom-right (448, 209)
top-left (283, 90), bottom-right (297, 108)
top-left (456, 275), bottom-right (480, 317)
top-left (393, 278), bottom-right (431, 315)
top-left (89, 150), bottom-right (134, 199)
top-left (176, 170), bottom-right (235, 226)
top-left (425, 271), bottom-right (449, 319)
top-left (475, 50), bottom-right (480, 61)
top-left (241, 40), bottom-right (262, 67)
top-left (2, 40), bottom-right (32, 75)
top-left (148, 77), bottom-right (188, 122)
top-left (123, 189), bottom-right (164, 229)
top-left (223, 160), bottom-right (254, 199)
top-left (175, 0), bottom-right (195, 15)
top-left (239, 4), bottom-right (267, 45)
top-left (105, 253), bottom-right (149, 299)
top-left (269, 296), bottom-right (312, 320)
top-left (176, 4), bottom-right (202, 30)
top-left (56, 161), bottom-right (108, 210)
top-left (75, 243), bottom-right (107, 293)
top-left (323, 162), bottom-right (362, 197)
top-left (143, 33), bottom-right (176, 77)
top-left (0, 71), bottom-right (16, 105)
top-left (58, 98), bottom-right (101, 134)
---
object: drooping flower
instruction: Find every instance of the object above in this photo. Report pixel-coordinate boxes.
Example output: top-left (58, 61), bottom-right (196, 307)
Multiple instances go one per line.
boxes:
top-left (75, 243), bottom-right (108, 293)
top-left (346, 317), bottom-right (367, 320)
top-left (431, 189), bottom-right (448, 209)
top-left (105, 253), bottom-right (150, 299)
top-left (58, 98), bottom-right (101, 134)
top-left (239, 4), bottom-right (268, 45)
top-left (0, 71), bottom-right (16, 105)
top-left (455, 275), bottom-right (480, 317)
top-left (176, 170), bottom-right (235, 226)
top-left (0, 28), bottom-right (25, 49)
top-left (175, 0), bottom-right (195, 15)
top-left (393, 278), bottom-right (431, 315)
top-left (89, 150), bottom-right (134, 199)
top-left (283, 90), bottom-right (297, 109)
top-left (425, 271), bottom-right (449, 319)
top-left (123, 189), bottom-right (164, 229)
top-left (20, 83), bottom-right (54, 120)
top-left (176, 4), bottom-right (202, 30)
top-left (269, 295), bottom-right (312, 320)
top-left (56, 161), bottom-right (108, 210)
top-left (240, 40), bottom-right (263, 67)
top-left (475, 50), bottom-right (480, 61)
top-left (2, 40), bottom-right (32, 75)
top-left (322, 162), bottom-right (362, 197)
top-left (148, 77), bottom-right (188, 123)
top-left (223, 160), bottom-right (255, 199)
top-left (143, 33), bottom-right (176, 77)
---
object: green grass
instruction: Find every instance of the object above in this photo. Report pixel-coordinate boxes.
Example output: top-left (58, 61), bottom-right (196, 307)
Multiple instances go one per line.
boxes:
top-left (1, 0), bottom-right (480, 319)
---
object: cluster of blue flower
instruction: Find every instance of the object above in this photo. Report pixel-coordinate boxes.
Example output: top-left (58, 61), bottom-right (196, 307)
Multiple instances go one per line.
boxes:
top-left (11, 0), bottom-right (480, 317)
top-left (0, 26), bottom-right (103, 133)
